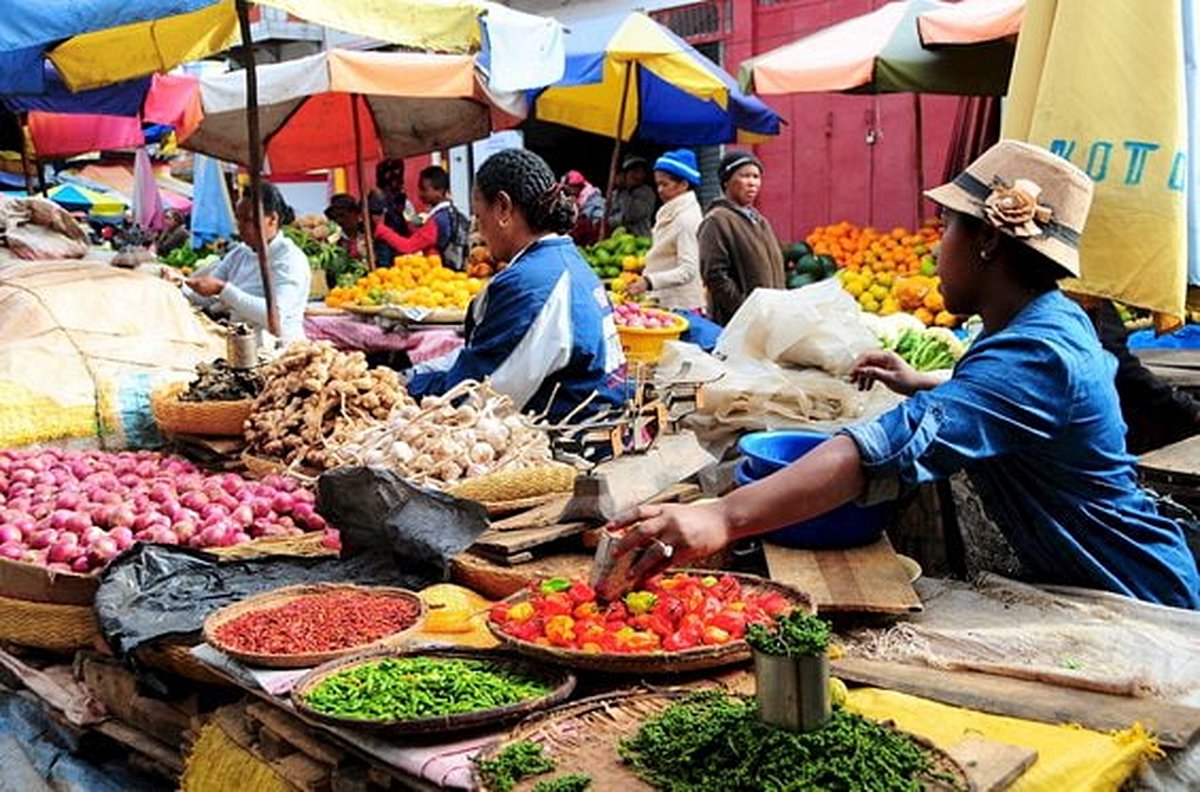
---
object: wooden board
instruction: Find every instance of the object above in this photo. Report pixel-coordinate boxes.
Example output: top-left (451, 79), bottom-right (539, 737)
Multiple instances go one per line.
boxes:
top-left (79, 656), bottom-right (193, 748)
top-left (471, 522), bottom-right (591, 560)
top-left (489, 495), bottom-right (571, 532)
top-left (1138, 434), bottom-right (1200, 479)
top-left (946, 737), bottom-right (1037, 792)
top-left (763, 536), bottom-right (923, 614)
top-left (831, 657), bottom-right (1200, 749)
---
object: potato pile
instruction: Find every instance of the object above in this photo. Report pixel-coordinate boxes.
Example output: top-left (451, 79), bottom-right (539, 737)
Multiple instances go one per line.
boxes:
top-left (245, 342), bottom-right (405, 470)
top-left (334, 380), bottom-right (553, 490)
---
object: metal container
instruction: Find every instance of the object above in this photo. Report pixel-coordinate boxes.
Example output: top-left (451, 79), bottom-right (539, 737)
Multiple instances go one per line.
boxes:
top-left (226, 324), bottom-right (259, 370)
top-left (753, 649), bottom-right (830, 732)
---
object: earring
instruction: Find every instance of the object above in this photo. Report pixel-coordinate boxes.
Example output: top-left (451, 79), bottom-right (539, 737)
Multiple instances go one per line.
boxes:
top-left (979, 249), bottom-right (990, 260)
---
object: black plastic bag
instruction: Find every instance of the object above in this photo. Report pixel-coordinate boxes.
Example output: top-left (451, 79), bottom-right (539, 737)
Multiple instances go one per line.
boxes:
top-left (316, 466), bottom-right (488, 578)
top-left (94, 544), bottom-right (421, 655)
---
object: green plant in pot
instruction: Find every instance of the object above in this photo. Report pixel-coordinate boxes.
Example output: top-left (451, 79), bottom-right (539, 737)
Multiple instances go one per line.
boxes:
top-left (746, 610), bottom-right (833, 732)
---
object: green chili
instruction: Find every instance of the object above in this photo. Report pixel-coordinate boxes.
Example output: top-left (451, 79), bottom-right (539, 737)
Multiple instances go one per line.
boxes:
top-left (474, 741), bottom-right (556, 792)
top-left (301, 657), bottom-right (551, 722)
top-left (745, 610), bottom-right (832, 658)
top-left (539, 577), bottom-right (572, 594)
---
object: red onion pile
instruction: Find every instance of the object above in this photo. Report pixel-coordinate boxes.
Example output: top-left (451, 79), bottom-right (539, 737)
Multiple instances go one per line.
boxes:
top-left (0, 448), bottom-right (331, 575)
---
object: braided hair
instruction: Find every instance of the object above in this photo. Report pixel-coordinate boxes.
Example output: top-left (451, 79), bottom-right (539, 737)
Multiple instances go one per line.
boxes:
top-left (476, 149), bottom-right (575, 235)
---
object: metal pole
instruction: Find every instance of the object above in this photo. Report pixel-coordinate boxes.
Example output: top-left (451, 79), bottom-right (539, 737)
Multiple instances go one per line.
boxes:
top-left (236, 0), bottom-right (280, 338)
top-left (914, 92), bottom-right (925, 228)
top-left (600, 62), bottom-right (635, 240)
top-left (351, 93), bottom-right (377, 271)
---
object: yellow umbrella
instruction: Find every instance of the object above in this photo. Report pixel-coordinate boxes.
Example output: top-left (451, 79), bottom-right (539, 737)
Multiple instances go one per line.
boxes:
top-left (1002, 0), bottom-right (1189, 328)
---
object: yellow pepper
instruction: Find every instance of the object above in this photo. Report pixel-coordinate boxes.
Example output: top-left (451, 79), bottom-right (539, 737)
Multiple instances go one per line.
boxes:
top-left (545, 615), bottom-right (576, 646)
top-left (624, 591), bottom-right (658, 616)
top-left (506, 601), bottom-right (536, 624)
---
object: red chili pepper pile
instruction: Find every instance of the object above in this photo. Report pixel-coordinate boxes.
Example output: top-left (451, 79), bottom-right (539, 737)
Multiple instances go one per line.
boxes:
top-left (489, 573), bottom-right (793, 654)
top-left (215, 591), bottom-right (422, 655)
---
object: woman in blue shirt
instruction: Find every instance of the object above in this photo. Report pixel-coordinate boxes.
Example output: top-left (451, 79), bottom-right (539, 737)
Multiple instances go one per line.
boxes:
top-left (407, 149), bottom-right (627, 421)
top-left (612, 141), bottom-right (1200, 609)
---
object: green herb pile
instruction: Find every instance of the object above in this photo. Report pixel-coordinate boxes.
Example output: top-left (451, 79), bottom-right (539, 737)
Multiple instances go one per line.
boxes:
top-left (302, 657), bottom-right (551, 722)
top-left (746, 610), bottom-right (832, 658)
top-left (619, 691), bottom-right (959, 792)
top-left (533, 774), bottom-right (592, 792)
top-left (474, 741), bottom-right (556, 792)
top-left (891, 328), bottom-right (961, 372)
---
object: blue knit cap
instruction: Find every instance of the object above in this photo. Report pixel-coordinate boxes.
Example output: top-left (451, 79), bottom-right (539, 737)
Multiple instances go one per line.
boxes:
top-left (653, 149), bottom-right (701, 186)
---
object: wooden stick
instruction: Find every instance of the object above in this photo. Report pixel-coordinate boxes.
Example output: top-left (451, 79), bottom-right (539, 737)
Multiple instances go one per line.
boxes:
top-left (351, 93), bottom-right (377, 272)
top-left (599, 63), bottom-right (635, 240)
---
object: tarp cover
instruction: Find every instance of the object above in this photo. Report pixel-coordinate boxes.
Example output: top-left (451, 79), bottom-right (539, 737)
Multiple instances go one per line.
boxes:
top-left (0, 259), bottom-right (222, 448)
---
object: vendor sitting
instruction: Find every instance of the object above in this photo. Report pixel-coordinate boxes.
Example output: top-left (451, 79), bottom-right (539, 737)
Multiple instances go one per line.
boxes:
top-left (612, 141), bottom-right (1200, 610)
top-left (184, 183), bottom-right (311, 344)
top-left (407, 149), bottom-right (627, 421)
top-left (372, 166), bottom-right (469, 270)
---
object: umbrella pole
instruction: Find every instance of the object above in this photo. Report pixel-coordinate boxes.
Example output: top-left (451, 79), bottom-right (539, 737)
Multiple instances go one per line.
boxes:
top-left (914, 92), bottom-right (925, 228)
top-left (236, 0), bottom-right (281, 339)
top-left (17, 114), bottom-right (34, 197)
top-left (600, 63), bottom-right (635, 240)
top-left (351, 93), bottom-right (377, 272)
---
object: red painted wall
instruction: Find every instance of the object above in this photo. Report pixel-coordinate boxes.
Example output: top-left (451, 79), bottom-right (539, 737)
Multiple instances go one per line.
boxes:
top-left (727, 0), bottom-right (961, 243)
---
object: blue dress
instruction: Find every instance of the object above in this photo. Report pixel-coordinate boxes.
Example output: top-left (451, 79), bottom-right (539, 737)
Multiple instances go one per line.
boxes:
top-left (408, 236), bottom-right (628, 421)
top-left (843, 290), bottom-right (1200, 609)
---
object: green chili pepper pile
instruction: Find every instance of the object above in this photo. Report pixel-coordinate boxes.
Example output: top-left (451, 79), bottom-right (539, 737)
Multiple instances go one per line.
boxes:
top-left (301, 657), bottom-right (551, 722)
top-left (474, 741), bottom-right (556, 792)
top-left (745, 610), bottom-right (832, 658)
top-left (619, 691), bottom-right (962, 792)
top-left (533, 773), bottom-right (592, 792)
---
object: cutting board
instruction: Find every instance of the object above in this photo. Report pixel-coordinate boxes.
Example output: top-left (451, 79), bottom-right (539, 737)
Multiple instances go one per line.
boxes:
top-left (764, 536), bottom-right (923, 614)
top-left (946, 737), bottom-right (1037, 792)
top-left (832, 657), bottom-right (1200, 749)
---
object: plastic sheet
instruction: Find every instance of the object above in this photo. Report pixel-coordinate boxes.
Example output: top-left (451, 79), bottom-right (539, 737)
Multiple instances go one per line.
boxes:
top-left (94, 544), bottom-right (424, 655)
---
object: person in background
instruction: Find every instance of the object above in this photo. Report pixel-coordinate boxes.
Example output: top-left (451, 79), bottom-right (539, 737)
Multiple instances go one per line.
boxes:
top-left (407, 149), bottom-right (626, 421)
top-left (155, 209), bottom-right (191, 255)
top-left (369, 158), bottom-right (415, 267)
top-left (564, 170), bottom-right (605, 247)
top-left (623, 149), bottom-right (705, 313)
top-left (606, 155), bottom-right (657, 238)
top-left (614, 141), bottom-right (1200, 610)
top-left (184, 182), bottom-right (311, 344)
top-left (698, 151), bottom-right (785, 325)
top-left (324, 194), bottom-right (366, 259)
top-left (372, 166), bottom-right (470, 270)
top-left (1070, 295), bottom-right (1200, 454)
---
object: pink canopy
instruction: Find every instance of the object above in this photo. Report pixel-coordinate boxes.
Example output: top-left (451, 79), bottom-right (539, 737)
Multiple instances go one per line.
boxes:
top-left (918, 0), bottom-right (1024, 46)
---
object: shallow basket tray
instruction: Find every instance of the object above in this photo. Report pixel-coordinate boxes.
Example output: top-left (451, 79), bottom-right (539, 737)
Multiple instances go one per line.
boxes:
top-left (151, 382), bottom-right (254, 437)
top-left (290, 646), bottom-right (576, 735)
top-left (473, 688), bottom-right (972, 792)
top-left (487, 570), bottom-right (814, 675)
top-left (203, 583), bottom-right (425, 669)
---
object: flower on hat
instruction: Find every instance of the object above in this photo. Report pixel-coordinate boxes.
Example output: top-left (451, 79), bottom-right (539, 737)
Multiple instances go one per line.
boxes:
top-left (983, 177), bottom-right (1054, 238)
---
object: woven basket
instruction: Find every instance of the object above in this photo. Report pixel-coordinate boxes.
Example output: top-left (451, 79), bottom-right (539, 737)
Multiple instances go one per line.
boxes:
top-left (474, 689), bottom-right (971, 792)
top-left (0, 592), bottom-right (99, 651)
top-left (487, 571), bottom-right (814, 675)
top-left (151, 383), bottom-right (254, 438)
top-left (447, 464), bottom-right (576, 504)
top-left (204, 531), bottom-right (334, 561)
top-left (203, 583), bottom-right (425, 669)
top-left (290, 646), bottom-right (576, 734)
top-left (239, 451), bottom-right (320, 482)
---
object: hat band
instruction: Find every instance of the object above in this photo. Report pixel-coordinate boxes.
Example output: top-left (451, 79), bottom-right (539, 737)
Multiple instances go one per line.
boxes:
top-left (953, 172), bottom-right (1081, 248)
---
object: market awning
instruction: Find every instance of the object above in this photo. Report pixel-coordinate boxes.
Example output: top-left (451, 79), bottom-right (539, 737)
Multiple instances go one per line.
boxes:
top-left (532, 12), bottom-right (781, 145)
top-left (44, 183), bottom-right (127, 218)
top-left (918, 0), bottom-right (1025, 47)
top-left (182, 49), bottom-right (527, 172)
top-left (740, 0), bottom-right (1015, 96)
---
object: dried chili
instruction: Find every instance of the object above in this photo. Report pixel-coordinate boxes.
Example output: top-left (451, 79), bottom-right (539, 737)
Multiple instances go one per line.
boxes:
top-left (214, 591), bottom-right (421, 655)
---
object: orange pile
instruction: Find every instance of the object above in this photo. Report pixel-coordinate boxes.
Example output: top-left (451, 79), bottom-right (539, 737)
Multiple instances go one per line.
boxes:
top-left (325, 253), bottom-right (485, 310)
top-left (806, 220), bottom-right (957, 327)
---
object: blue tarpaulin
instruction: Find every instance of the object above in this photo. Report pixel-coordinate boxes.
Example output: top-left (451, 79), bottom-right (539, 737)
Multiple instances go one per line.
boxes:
top-left (3, 64), bottom-right (149, 115)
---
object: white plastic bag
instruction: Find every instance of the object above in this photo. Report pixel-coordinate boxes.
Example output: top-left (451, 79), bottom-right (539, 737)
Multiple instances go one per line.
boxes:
top-left (714, 282), bottom-right (880, 375)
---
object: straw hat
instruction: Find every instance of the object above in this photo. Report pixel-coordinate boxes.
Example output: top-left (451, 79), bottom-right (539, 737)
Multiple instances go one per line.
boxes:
top-left (924, 140), bottom-right (1094, 278)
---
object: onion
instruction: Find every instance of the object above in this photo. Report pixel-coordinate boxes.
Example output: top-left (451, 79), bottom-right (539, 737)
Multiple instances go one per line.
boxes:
top-left (172, 521), bottom-right (196, 543)
top-left (48, 539), bottom-right (82, 564)
top-left (0, 542), bottom-right (24, 560)
top-left (231, 505), bottom-right (254, 528)
top-left (63, 512), bottom-right (92, 535)
top-left (109, 527), bottom-right (134, 550)
top-left (271, 493), bottom-right (296, 514)
top-left (28, 529), bottom-right (57, 550)
top-left (71, 556), bottom-right (93, 574)
top-left (89, 537), bottom-right (120, 564)
top-left (81, 526), bottom-right (107, 546)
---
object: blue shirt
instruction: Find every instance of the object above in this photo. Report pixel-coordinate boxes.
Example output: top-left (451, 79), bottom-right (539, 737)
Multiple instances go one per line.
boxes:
top-left (843, 290), bottom-right (1200, 609)
top-left (408, 236), bottom-right (628, 421)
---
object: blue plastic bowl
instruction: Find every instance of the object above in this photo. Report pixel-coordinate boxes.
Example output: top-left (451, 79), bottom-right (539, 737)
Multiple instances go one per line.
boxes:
top-left (738, 430), bottom-right (830, 480)
top-left (733, 456), bottom-right (889, 550)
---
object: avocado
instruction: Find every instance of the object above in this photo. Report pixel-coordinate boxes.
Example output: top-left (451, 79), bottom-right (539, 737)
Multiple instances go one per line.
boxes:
top-left (796, 254), bottom-right (821, 276)
top-left (817, 255), bottom-right (838, 277)
top-left (788, 273), bottom-right (817, 289)
top-left (789, 242), bottom-right (812, 261)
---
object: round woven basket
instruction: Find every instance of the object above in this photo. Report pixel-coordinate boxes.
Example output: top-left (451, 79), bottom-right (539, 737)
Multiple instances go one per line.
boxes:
top-left (203, 583), bottom-right (425, 669)
top-left (151, 382), bottom-right (254, 437)
top-left (487, 571), bottom-right (814, 675)
top-left (204, 531), bottom-right (334, 561)
top-left (135, 639), bottom-right (231, 686)
top-left (239, 451), bottom-right (320, 482)
top-left (290, 646), bottom-right (576, 734)
top-left (474, 689), bottom-right (972, 792)
top-left (0, 593), bottom-right (99, 652)
top-left (446, 464), bottom-right (577, 504)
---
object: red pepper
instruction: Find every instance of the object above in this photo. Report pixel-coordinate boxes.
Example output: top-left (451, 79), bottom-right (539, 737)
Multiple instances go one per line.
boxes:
top-left (709, 609), bottom-right (747, 639)
top-left (567, 581), bottom-right (595, 605)
top-left (540, 592), bottom-right (574, 617)
top-left (214, 592), bottom-right (421, 655)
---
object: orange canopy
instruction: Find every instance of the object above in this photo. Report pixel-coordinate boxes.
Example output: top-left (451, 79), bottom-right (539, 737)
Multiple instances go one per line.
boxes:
top-left (918, 0), bottom-right (1025, 46)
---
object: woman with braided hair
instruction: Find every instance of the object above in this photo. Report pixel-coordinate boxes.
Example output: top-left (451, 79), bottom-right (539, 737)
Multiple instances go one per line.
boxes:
top-left (407, 149), bottom-right (627, 420)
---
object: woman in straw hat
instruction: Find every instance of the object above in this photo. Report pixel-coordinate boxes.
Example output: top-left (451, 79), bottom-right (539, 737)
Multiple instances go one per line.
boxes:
top-left (610, 141), bottom-right (1200, 609)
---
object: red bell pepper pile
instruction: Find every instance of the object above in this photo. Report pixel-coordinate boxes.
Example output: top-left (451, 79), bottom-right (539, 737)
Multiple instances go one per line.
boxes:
top-left (215, 591), bottom-right (422, 655)
top-left (489, 573), bottom-right (792, 654)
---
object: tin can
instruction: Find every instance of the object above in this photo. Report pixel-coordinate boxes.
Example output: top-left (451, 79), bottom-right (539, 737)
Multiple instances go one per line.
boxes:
top-left (227, 323), bottom-right (259, 370)
top-left (753, 649), bottom-right (830, 732)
